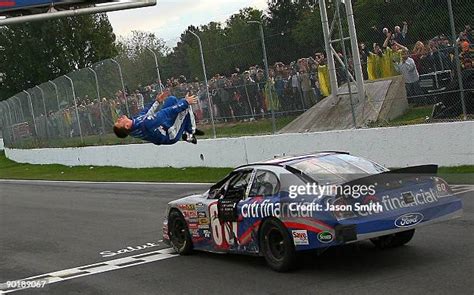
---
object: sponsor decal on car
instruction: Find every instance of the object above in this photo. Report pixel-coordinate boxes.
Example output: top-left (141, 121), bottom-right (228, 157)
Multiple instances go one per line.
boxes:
top-left (191, 229), bottom-right (200, 237)
top-left (198, 217), bottom-right (209, 225)
top-left (198, 212), bottom-right (207, 218)
top-left (202, 229), bottom-right (211, 238)
top-left (188, 223), bottom-right (198, 229)
top-left (317, 231), bottom-right (334, 243)
top-left (196, 202), bottom-right (206, 209)
top-left (183, 210), bottom-right (198, 218)
top-left (394, 212), bottom-right (424, 227)
top-left (292, 230), bottom-right (309, 245)
top-left (179, 204), bottom-right (196, 210)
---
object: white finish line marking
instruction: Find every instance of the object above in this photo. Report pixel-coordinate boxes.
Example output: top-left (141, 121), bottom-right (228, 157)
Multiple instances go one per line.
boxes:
top-left (0, 179), bottom-right (212, 186)
top-left (451, 185), bottom-right (474, 196)
top-left (0, 248), bottom-right (177, 294)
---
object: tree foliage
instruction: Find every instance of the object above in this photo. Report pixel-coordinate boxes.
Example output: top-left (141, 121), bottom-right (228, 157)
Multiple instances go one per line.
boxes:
top-left (163, 8), bottom-right (265, 81)
top-left (115, 30), bottom-right (169, 90)
top-left (0, 13), bottom-right (117, 100)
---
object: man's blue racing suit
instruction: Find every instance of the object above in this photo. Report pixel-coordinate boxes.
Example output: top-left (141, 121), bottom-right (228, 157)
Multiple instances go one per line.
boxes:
top-left (129, 96), bottom-right (195, 145)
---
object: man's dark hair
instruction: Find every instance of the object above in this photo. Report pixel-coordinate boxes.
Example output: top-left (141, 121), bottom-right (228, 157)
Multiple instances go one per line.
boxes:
top-left (113, 125), bottom-right (130, 138)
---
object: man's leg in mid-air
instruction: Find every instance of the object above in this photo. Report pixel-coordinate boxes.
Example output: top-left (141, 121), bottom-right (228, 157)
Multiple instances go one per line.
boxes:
top-left (144, 96), bottom-right (178, 118)
top-left (160, 98), bottom-right (196, 132)
top-left (159, 97), bottom-right (203, 144)
top-left (185, 106), bottom-right (196, 134)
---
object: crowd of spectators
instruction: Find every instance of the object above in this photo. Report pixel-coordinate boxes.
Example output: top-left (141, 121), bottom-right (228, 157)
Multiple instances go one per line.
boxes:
top-left (19, 22), bottom-right (474, 141)
top-left (360, 23), bottom-right (473, 100)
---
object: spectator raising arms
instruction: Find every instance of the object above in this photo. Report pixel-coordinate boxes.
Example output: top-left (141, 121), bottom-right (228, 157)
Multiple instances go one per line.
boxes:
top-left (392, 21), bottom-right (409, 46)
top-left (394, 49), bottom-right (422, 101)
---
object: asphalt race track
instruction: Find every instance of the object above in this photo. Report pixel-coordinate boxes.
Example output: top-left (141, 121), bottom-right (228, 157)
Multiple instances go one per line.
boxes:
top-left (1, 180), bottom-right (473, 295)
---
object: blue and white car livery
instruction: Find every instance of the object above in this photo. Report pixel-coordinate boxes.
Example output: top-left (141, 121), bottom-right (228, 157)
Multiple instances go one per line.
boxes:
top-left (162, 152), bottom-right (462, 271)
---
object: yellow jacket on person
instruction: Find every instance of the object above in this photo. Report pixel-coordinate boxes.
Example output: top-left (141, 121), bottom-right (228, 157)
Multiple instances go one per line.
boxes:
top-left (318, 65), bottom-right (331, 97)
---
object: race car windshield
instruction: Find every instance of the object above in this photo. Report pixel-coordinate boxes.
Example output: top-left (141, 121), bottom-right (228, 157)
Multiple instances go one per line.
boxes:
top-left (288, 154), bottom-right (388, 185)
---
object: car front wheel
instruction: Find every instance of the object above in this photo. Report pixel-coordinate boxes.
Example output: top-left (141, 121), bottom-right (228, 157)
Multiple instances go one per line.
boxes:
top-left (260, 219), bottom-right (296, 272)
top-left (168, 210), bottom-right (193, 255)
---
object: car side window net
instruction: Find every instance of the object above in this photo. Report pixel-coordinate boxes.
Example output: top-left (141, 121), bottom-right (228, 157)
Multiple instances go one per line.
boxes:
top-left (223, 170), bottom-right (254, 200)
top-left (249, 170), bottom-right (280, 198)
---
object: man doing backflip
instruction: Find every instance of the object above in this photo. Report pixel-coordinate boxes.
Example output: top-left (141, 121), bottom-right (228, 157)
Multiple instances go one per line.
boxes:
top-left (113, 90), bottom-right (204, 145)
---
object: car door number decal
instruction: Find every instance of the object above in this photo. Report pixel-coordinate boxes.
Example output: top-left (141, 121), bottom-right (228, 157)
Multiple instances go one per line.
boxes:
top-left (209, 203), bottom-right (238, 247)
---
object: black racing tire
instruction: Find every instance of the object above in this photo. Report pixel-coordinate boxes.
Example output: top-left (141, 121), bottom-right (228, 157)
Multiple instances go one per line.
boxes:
top-left (168, 210), bottom-right (193, 255)
top-left (259, 219), bottom-right (297, 272)
top-left (370, 229), bottom-right (415, 249)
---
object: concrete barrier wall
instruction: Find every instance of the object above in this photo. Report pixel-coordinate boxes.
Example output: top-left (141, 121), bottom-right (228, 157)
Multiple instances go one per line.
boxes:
top-left (5, 121), bottom-right (474, 168)
top-left (0, 138), bottom-right (4, 151)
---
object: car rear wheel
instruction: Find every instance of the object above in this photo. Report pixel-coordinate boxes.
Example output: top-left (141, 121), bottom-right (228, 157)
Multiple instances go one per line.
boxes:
top-left (168, 210), bottom-right (193, 255)
top-left (260, 219), bottom-right (296, 272)
top-left (371, 229), bottom-right (415, 249)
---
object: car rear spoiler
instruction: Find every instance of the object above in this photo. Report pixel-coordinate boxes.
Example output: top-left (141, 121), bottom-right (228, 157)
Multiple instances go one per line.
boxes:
top-left (343, 165), bottom-right (439, 188)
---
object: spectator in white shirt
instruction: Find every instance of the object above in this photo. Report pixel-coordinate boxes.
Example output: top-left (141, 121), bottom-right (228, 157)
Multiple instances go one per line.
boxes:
top-left (394, 49), bottom-right (423, 101)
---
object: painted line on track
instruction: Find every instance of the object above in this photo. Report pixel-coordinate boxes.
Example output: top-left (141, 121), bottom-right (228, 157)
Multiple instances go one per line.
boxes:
top-left (452, 189), bottom-right (474, 196)
top-left (0, 248), bottom-right (177, 294)
top-left (451, 185), bottom-right (474, 196)
top-left (0, 179), bottom-right (213, 186)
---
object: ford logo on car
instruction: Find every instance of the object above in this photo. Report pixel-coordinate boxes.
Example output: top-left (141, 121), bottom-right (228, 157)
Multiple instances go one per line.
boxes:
top-left (394, 213), bottom-right (424, 227)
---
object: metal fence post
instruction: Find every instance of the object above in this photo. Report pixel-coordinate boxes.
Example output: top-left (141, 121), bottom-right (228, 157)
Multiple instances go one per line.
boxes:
top-left (344, 0), bottom-right (365, 105)
top-left (447, 0), bottom-right (467, 120)
top-left (12, 96), bottom-right (24, 121)
top-left (335, 0), bottom-right (357, 128)
top-left (0, 104), bottom-right (5, 132)
top-left (189, 30), bottom-right (217, 139)
top-left (63, 75), bottom-right (84, 144)
top-left (248, 20), bottom-right (276, 134)
top-left (87, 67), bottom-right (106, 134)
top-left (4, 101), bottom-right (14, 125)
top-left (35, 86), bottom-right (47, 117)
top-left (36, 85), bottom-right (49, 139)
top-left (0, 103), bottom-right (11, 144)
top-left (319, 0), bottom-right (338, 96)
top-left (23, 90), bottom-right (38, 136)
top-left (110, 58), bottom-right (130, 117)
top-left (146, 47), bottom-right (164, 93)
top-left (48, 80), bottom-right (61, 110)
top-left (6, 99), bottom-right (18, 124)
top-left (5, 100), bottom-right (18, 144)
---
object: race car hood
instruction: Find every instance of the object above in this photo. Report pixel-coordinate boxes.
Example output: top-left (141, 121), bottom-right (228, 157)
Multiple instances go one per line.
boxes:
top-left (168, 192), bottom-right (208, 206)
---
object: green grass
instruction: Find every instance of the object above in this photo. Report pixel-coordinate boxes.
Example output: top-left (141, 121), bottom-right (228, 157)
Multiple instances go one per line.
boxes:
top-left (373, 105), bottom-right (472, 127)
top-left (1, 151), bottom-right (472, 184)
top-left (389, 106), bottom-right (433, 124)
top-left (438, 166), bottom-right (474, 184)
top-left (199, 115), bottom-right (298, 138)
top-left (0, 151), bottom-right (232, 183)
